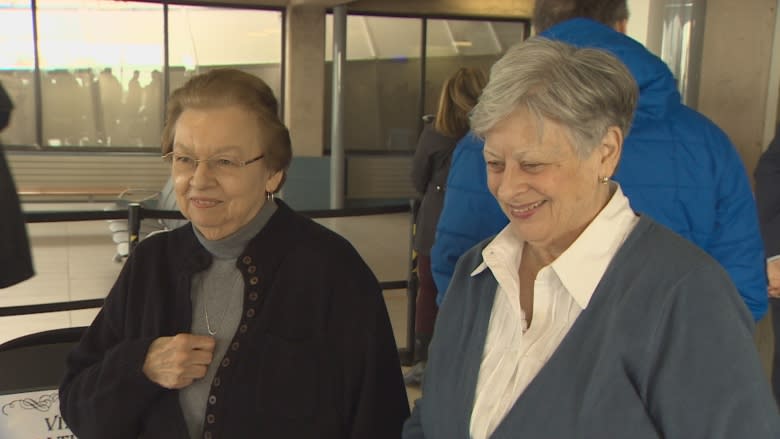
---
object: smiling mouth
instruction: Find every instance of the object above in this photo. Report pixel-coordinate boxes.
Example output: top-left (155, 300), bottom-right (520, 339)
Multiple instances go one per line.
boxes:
top-left (510, 200), bottom-right (545, 214)
top-left (190, 198), bottom-right (221, 208)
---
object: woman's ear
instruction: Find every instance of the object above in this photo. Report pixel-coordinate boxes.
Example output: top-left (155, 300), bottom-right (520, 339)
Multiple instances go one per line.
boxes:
top-left (599, 126), bottom-right (623, 176)
top-left (265, 170), bottom-right (285, 194)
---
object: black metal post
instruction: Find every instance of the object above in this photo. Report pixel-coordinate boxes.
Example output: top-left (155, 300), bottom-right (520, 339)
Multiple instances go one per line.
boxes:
top-left (399, 198), bottom-right (420, 366)
top-left (127, 203), bottom-right (141, 254)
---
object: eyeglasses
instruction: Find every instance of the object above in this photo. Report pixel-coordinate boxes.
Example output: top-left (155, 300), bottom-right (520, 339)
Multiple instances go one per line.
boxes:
top-left (162, 151), bottom-right (264, 175)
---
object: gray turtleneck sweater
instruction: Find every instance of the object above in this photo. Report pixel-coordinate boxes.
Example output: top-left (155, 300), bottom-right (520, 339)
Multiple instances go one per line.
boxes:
top-left (179, 200), bottom-right (277, 439)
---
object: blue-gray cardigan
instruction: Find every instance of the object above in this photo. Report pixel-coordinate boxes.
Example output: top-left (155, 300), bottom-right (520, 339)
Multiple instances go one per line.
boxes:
top-left (405, 216), bottom-right (780, 438)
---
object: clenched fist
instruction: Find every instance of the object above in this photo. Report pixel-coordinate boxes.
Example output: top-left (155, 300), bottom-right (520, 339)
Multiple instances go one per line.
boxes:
top-left (142, 333), bottom-right (216, 389)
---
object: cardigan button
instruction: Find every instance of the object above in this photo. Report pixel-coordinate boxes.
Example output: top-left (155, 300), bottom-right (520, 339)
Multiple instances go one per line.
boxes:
top-left (249, 276), bottom-right (259, 285)
top-left (248, 265), bottom-right (257, 274)
top-left (207, 414), bottom-right (216, 424)
top-left (242, 256), bottom-right (252, 265)
top-left (231, 342), bottom-right (240, 351)
top-left (208, 395), bottom-right (216, 405)
top-left (246, 308), bottom-right (255, 318)
top-left (239, 324), bottom-right (248, 334)
top-left (221, 358), bottom-right (230, 368)
top-left (248, 292), bottom-right (259, 301)
top-left (204, 431), bottom-right (212, 439)
top-left (213, 377), bottom-right (221, 387)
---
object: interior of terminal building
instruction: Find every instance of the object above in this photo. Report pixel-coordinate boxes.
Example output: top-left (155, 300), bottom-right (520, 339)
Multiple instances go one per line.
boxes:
top-left (1, 0), bottom-right (779, 435)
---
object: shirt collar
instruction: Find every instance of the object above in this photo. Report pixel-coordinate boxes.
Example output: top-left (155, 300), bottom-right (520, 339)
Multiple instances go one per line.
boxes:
top-left (471, 185), bottom-right (638, 309)
top-left (551, 185), bottom-right (638, 308)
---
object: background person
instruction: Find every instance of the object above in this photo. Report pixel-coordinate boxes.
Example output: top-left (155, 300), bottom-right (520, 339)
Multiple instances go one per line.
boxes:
top-left (0, 81), bottom-right (34, 289)
top-left (430, 0), bottom-right (768, 323)
top-left (404, 37), bottom-right (779, 439)
top-left (753, 122), bottom-right (780, 406)
top-left (60, 69), bottom-right (409, 439)
top-left (407, 67), bottom-right (486, 385)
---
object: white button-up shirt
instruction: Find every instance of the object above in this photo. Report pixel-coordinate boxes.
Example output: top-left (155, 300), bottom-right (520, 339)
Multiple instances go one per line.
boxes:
top-left (469, 186), bottom-right (639, 439)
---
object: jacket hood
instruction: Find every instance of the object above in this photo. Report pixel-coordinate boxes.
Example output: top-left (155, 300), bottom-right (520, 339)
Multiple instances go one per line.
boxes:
top-left (541, 18), bottom-right (680, 120)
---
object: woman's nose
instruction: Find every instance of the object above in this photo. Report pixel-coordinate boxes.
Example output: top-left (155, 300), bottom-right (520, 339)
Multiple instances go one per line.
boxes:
top-left (497, 164), bottom-right (529, 199)
top-left (189, 160), bottom-right (215, 186)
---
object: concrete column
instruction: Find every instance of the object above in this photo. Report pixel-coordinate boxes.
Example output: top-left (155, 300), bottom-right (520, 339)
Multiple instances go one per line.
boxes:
top-left (284, 5), bottom-right (326, 157)
top-left (697, 0), bottom-right (777, 175)
top-left (329, 5), bottom-right (346, 209)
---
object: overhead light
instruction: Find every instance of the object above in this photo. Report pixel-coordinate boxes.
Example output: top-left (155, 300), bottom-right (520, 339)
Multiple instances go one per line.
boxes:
top-left (453, 40), bottom-right (473, 47)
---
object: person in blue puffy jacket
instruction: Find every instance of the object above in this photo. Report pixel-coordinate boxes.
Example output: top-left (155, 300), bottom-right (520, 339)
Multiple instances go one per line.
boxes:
top-left (431, 0), bottom-right (768, 321)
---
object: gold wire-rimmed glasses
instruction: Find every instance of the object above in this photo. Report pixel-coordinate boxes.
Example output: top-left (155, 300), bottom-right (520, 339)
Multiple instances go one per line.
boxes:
top-left (162, 151), bottom-right (265, 175)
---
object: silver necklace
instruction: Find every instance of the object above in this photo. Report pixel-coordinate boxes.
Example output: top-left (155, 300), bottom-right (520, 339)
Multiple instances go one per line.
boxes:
top-left (204, 305), bottom-right (219, 336)
top-left (202, 273), bottom-right (243, 336)
top-left (204, 291), bottom-right (234, 336)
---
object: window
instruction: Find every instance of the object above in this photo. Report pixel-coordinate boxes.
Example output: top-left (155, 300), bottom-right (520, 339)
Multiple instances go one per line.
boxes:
top-left (0, 1), bottom-right (283, 151)
top-left (36, 0), bottom-right (164, 148)
top-left (325, 15), bottom-right (423, 153)
top-left (324, 14), bottom-right (527, 153)
top-left (0, 1), bottom-right (36, 147)
top-left (424, 19), bottom-right (526, 117)
top-left (168, 5), bottom-right (283, 102)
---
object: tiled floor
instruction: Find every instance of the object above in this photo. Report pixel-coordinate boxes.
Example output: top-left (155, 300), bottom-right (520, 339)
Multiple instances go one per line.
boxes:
top-left (0, 202), bottom-right (422, 403)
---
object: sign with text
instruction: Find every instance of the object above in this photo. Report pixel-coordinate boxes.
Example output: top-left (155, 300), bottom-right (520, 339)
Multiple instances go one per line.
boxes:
top-left (0, 389), bottom-right (76, 439)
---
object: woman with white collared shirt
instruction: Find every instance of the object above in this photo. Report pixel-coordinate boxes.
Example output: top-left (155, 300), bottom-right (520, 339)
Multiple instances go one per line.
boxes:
top-left (403, 37), bottom-right (780, 438)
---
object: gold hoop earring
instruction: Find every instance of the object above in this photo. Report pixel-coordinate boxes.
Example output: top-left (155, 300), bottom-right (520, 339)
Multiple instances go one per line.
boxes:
top-left (265, 192), bottom-right (274, 200)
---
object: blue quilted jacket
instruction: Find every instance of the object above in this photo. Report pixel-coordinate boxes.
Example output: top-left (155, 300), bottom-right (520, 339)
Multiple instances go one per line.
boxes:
top-left (431, 18), bottom-right (768, 320)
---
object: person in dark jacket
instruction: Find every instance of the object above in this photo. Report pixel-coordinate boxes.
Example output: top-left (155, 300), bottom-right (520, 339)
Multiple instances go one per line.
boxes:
top-left (404, 36), bottom-right (779, 439)
top-left (407, 67), bottom-right (486, 385)
top-left (430, 0), bottom-right (768, 323)
top-left (754, 122), bottom-right (780, 406)
top-left (0, 81), bottom-right (34, 289)
top-left (59, 69), bottom-right (409, 439)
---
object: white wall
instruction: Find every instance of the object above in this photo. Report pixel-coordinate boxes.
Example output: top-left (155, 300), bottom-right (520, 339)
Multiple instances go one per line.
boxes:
top-left (626, 0), bottom-right (664, 56)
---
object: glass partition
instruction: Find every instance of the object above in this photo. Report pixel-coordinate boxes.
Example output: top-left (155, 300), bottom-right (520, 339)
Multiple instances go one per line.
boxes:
top-left (325, 15), bottom-right (423, 153)
top-left (325, 15), bottom-right (526, 153)
top-left (0, 1), bottom-right (282, 151)
top-left (36, 0), bottom-right (164, 148)
top-left (168, 5), bottom-right (283, 101)
top-left (0, 1), bottom-right (36, 147)
top-left (424, 19), bottom-right (526, 117)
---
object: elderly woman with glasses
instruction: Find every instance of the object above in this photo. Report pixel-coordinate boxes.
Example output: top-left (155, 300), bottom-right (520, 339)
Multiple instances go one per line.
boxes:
top-left (60, 69), bottom-right (409, 439)
top-left (403, 38), bottom-right (780, 439)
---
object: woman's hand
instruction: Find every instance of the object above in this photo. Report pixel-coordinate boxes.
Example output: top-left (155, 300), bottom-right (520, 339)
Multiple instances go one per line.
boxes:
top-left (768, 259), bottom-right (780, 298)
top-left (142, 333), bottom-right (216, 389)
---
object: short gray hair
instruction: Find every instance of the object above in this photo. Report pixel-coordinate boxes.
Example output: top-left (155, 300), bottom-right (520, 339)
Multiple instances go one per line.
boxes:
top-left (471, 37), bottom-right (638, 157)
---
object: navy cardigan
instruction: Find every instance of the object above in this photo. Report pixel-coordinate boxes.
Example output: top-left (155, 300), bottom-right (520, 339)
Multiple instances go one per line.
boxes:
top-left (60, 200), bottom-right (409, 438)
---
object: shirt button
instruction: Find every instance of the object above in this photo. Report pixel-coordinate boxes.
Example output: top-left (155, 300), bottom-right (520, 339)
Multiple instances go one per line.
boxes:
top-left (249, 276), bottom-right (259, 285)
top-left (213, 377), bottom-right (221, 387)
top-left (231, 342), bottom-right (240, 351)
top-left (248, 265), bottom-right (257, 274)
top-left (248, 292), bottom-right (259, 301)
top-left (242, 256), bottom-right (252, 265)
top-left (221, 358), bottom-right (230, 367)
top-left (208, 395), bottom-right (216, 405)
top-left (246, 308), bottom-right (255, 318)
top-left (207, 414), bottom-right (216, 424)
top-left (239, 324), bottom-right (248, 334)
